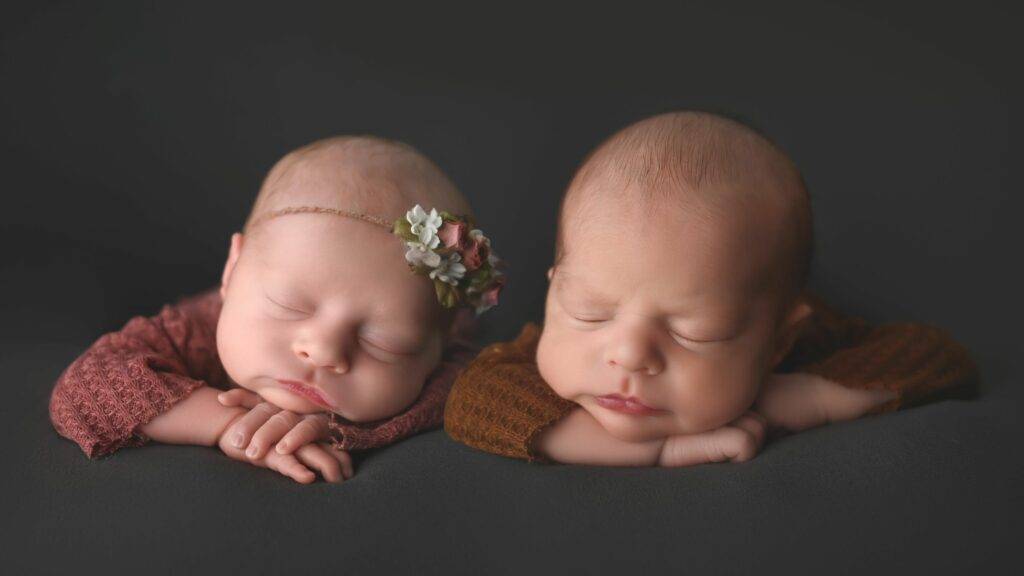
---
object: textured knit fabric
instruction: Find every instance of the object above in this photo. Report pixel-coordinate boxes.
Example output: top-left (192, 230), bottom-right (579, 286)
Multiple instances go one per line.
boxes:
top-left (444, 295), bottom-right (978, 461)
top-left (49, 289), bottom-right (476, 458)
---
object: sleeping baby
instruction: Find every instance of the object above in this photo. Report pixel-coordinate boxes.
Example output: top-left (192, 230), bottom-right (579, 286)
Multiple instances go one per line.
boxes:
top-left (50, 135), bottom-right (503, 482)
top-left (445, 111), bottom-right (976, 466)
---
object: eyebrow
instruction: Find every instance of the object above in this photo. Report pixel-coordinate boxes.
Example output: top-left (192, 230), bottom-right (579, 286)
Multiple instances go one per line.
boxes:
top-left (554, 272), bottom-right (619, 307)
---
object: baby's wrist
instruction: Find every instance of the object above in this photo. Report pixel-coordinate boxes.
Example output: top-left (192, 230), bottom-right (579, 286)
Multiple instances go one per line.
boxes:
top-left (212, 405), bottom-right (249, 447)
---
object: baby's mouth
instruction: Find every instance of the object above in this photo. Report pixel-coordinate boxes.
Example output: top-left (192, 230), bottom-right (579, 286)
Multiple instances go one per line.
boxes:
top-left (276, 379), bottom-right (335, 409)
top-left (594, 394), bottom-right (666, 416)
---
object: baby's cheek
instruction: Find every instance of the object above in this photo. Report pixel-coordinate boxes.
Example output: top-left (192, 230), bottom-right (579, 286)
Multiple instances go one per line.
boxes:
top-left (217, 309), bottom-right (283, 384)
top-left (675, 359), bottom-right (762, 432)
top-left (348, 364), bottom-right (426, 421)
top-left (537, 327), bottom-right (587, 400)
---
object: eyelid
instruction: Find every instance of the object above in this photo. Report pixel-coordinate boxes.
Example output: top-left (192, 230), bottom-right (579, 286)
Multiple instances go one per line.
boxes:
top-left (569, 312), bottom-right (611, 324)
top-left (264, 291), bottom-right (310, 314)
top-left (358, 333), bottom-right (421, 356)
top-left (359, 336), bottom-right (399, 354)
top-left (670, 330), bottom-right (729, 344)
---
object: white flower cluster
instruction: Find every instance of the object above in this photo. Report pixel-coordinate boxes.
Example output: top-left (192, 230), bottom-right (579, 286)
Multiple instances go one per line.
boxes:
top-left (403, 205), bottom-right (466, 285)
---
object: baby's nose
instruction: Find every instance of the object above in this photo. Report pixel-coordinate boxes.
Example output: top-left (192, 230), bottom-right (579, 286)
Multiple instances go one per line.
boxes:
top-left (294, 339), bottom-right (350, 374)
top-left (605, 333), bottom-right (664, 376)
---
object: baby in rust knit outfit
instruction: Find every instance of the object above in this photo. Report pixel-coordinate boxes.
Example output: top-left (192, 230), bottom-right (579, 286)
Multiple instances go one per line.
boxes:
top-left (50, 136), bottom-right (503, 482)
top-left (445, 111), bottom-right (976, 466)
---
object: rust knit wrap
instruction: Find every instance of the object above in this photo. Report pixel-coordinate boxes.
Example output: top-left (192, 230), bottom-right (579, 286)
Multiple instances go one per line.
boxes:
top-left (444, 295), bottom-right (978, 461)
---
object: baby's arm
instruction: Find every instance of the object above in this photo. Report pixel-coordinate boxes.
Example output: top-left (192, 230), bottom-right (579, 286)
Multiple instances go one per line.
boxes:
top-left (139, 386), bottom-right (245, 446)
top-left (762, 298), bottom-right (979, 432)
top-left (49, 291), bottom-right (227, 457)
top-left (755, 372), bottom-right (896, 432)
top-left (536, 407), bottom-right (766, 467)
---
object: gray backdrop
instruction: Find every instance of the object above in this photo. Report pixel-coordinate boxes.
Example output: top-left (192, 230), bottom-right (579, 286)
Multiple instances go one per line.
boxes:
top-left (3, 1), bottom-right (1021, 574)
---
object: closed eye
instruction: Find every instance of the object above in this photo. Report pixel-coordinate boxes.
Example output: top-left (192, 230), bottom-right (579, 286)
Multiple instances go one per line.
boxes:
top-left (670, 331), bottom-right (727, 346)
top-left (358, 336), bottom-right (420, 362)
top-left (265, 294), bottom-right (310, 316)
top-left (569, 314), bottom-right (610, 325)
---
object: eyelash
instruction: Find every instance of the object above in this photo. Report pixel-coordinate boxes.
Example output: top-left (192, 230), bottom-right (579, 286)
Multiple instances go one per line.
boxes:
top-left (670, 332), bottom-right (704, 345)
top-left (358, 337), bottom-right (420, 364)
top-left (359, 336), bottom-right (396, 354)
top-left (670, 331), bottom-right (725, 346)
top-left (266, 295), bottom-right (310, 317)
top-left (570, 314), bottom-right (609, 325)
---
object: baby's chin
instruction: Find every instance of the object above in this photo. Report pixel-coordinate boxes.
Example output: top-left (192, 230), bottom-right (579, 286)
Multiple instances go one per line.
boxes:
top-left (580, 403), bottom-right (678, 443)
top-left (582, 402), bottom-right (728, 443)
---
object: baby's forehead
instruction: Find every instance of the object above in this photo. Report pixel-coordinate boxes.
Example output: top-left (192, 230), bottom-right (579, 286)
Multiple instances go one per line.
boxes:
top-left (563, 181), bottom-right (768, 245)
top-left (560, 185), bottom-right (789, 293)
top-left (247, 216), bottom-right (439, 319)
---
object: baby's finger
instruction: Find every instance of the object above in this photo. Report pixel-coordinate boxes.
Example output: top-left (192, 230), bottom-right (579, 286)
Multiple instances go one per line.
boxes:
top-left (731, 412), bottom-right (767, 449)
top-left (328, 445), bottom-right (354, 480)
top-left (714, 426), bottom-right (759, 463)
top-left (265, 451), bottom-right (316, 484)
top-left (247, 410), bottom-right (302, 460)
top-left (217, 388), bottom-right (263, 409)
top-left (316, 444), bottom-right (354, 480)
top-left (225, 402), bottom-right (280, 450)
top-left (294, 445), bottom-right (344, 483)
top-left (276, 416), bottom-right (330, 455)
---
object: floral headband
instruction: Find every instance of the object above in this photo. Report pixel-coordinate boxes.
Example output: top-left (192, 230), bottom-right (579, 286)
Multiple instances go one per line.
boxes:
top-left (250, 204), bottom-right (505, 314)
top-left (394, 205), bottom-right (505, 314)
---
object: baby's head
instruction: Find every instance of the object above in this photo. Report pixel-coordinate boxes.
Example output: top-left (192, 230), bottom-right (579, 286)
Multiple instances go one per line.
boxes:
top-left (217, 136), bottom-right (474, 421)
top-left (537, 111), bottom-right (814, 442)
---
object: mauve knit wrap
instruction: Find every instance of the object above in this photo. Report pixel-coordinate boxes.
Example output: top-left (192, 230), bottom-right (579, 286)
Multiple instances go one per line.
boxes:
top-left (49, 289), bottom-right (475, 458)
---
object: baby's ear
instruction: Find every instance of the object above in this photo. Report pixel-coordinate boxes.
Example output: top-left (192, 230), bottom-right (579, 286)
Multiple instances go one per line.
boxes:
top-left (219, 233), bottom-right (245, 299)
top-left (770, 296), bottom-right (814, 368)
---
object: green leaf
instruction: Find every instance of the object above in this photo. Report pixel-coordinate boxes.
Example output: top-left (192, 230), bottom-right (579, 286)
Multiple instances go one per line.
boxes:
top-left (434, 281), bottom-right (460, 309)
top-left (392, 218), bottom-right (415, 242)
top-left (469, 267), bottom-right (494, 290)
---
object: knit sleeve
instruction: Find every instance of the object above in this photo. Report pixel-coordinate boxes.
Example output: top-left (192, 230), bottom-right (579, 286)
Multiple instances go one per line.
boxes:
top-left (785, 296), bottom-right (979, 415)
top-left (48, 290), bottom-right (228, 458)
top-left (444, 324), bottom-right (577, 462)
top-left (326, 340), bottom-right (478, 451)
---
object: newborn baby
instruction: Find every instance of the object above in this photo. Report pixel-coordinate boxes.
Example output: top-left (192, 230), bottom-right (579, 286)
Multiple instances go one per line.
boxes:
top-left (50, 136), bottom-right (503, 482)
top-left (445, 111), bottom-right (976, 466)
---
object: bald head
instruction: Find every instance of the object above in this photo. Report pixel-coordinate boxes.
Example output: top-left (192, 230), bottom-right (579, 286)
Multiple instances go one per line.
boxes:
top-left (557, 111), bottom-right (813, 301)
top-left (244, 136), bottom-right (472, 235)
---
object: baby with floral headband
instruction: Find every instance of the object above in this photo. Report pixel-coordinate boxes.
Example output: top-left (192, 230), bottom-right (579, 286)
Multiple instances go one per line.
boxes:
top-left (50, 135), bottom-right (503, 483)
top-left (445, 111), bottom-right (976, 466)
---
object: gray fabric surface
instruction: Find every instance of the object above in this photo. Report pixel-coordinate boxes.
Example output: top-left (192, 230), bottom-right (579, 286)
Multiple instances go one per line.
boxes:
top-left (9, 339), bottom-right (1023, 574)
top-left (3, 1), bottom-right (1021, 573)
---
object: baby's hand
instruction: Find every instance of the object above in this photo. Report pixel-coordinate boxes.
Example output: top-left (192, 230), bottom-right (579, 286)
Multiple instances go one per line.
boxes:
top-left (658, 411), bottom-right (767, 467)
top-left (756, 372), bottom-right (898, 432)
top-left (217, 389), bottom-right (352, 483)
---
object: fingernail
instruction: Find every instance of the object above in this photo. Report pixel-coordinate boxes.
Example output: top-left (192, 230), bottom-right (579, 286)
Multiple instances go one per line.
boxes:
top-left (231, 433), bottom-right (243, 448)
top-left (246, 445), bottom-right (258, 458)
top-left (276, 442), bottom-right (288, 454)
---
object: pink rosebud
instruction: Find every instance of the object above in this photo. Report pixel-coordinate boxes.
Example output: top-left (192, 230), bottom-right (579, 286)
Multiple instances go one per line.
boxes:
top-left (437, 221), bottom-right (468, 250)
top-left (460, 237), bottom-right (486, 271)
top-left (478, 276), bottom-right (505, 311)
